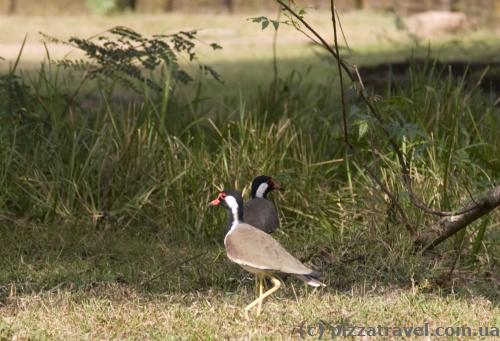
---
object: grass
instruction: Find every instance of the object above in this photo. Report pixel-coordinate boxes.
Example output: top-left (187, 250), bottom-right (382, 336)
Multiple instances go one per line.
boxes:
top-left (1, 222), bottom-right (498, 339)
top-left (2, 283), bottom-right (497, 339)
top-left (1, 9), bottom-right (500, 340)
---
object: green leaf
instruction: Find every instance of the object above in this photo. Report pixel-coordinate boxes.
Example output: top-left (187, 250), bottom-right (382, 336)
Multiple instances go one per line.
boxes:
top-left (210, 43), bottom-right (222, 50)
top-left (249, 16), bottom-right (266, 23)
top-left (271, 20), bottom-right (280, 30)
top-left (357, 119), bottom-right (369, 140)
top-left (39, 25), bottom-right (221, 94)
top-left (261, 20), bottom-right (269, 30)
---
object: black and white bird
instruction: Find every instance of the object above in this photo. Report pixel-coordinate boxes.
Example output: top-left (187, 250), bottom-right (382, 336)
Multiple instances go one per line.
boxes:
top-left (210, 189), bottom-right (324, 319)
top-left (243, 175), bottom-right (282, 234)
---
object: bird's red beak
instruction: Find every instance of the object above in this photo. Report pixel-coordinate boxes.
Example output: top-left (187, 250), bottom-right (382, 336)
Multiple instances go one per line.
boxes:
top-left (209, 198), bottom-right (221, 206)
top-left (209, 192), bottom-right (225, 206)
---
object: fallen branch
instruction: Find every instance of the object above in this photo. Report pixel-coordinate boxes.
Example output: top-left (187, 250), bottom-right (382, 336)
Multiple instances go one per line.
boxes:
top-left (415, 185), bottom-right (500, 252)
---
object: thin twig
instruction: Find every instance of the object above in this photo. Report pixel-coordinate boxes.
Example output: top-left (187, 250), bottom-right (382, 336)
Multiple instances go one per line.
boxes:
top-left (369, 146), bottom-right (415, 234)
top-left (464, 182), bottom-right (481, 207)
top-left (463, 65), bottom-right (489, 104)
top-left (329, 0), bottom-right (414, 234)
top-left (330, 0), bottom-right (348, 146)
top-left (353, 65), bottom-right (365, 90)
top-left (141, 250), bottom-right (208, 285)
top-left (335, 8), bottom-right (350, 51)
top-left (59, 69), bottom-right (90, 117)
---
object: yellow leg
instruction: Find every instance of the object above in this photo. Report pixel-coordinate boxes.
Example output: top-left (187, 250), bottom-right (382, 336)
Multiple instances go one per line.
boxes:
top-left (256, 276), bottom-right (264, 316)
top-left (262, 276), bottom-right (268, 292)
top-left (246, 274), bottom-right (261, 320)
top-left (244, 275), bottom-right (281, 319)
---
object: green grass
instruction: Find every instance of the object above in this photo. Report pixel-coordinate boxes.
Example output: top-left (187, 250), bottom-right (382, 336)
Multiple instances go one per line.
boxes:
top-left (1, 9), bottom-right (500, 340)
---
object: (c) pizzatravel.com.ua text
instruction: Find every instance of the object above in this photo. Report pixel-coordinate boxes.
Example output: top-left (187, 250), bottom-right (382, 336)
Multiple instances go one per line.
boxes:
top-left (295, 321), bottom-right (499, 339)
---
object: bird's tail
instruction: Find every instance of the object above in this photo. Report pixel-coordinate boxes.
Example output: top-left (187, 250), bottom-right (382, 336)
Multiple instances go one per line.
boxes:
top-left (295, 271), bottom-right (326, 287)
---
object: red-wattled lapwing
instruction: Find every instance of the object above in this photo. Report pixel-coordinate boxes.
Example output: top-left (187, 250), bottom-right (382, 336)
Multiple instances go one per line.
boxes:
top-left (243, 175), bottom-right (282, 234)
top-left (210, 189), bottom-right (325, 319)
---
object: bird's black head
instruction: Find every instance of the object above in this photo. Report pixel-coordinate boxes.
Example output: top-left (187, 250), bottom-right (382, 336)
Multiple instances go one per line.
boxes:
top-left (250, 175), bottom-right (283, 199)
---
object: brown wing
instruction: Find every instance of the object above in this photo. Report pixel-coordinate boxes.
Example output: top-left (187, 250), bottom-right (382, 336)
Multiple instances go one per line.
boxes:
top-left (244, 198), bottom-right (279, 234)
top-left (224, 223), bottom-right (313, 275)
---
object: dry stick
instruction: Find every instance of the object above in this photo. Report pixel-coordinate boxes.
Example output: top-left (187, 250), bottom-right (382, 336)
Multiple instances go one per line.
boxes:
top-left (59, 69), bottom-right (90, 117)
top-left (416, 185), bottom-right (500, 252)
top-left (276, 0), bottom-right (480, 218)
top-left (367, 146), bottom-right (414, 233)
top-left (335, 8), bottom-right (350, 51)
top-left (330, 1), bottom-right (348, 146)
top-left (463, 65), bottom-right (489, 104)
top-left (141, 250), bottom-right (208, 285)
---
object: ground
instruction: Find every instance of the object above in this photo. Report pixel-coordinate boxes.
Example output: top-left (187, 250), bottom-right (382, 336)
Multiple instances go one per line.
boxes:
top-left (1, 220), bottom-right (498, 339)
top-left (2, 283), bottom-right (497, 339)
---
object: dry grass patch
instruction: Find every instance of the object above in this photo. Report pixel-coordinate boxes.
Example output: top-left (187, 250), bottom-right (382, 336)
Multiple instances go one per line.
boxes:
top-left (1, 282), bottom-right (498, 339)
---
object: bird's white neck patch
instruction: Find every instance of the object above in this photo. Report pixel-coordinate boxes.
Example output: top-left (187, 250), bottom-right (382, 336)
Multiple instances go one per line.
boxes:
top-left (225, 195), bottom-right (240, 228)
top-left (224, 195), bottom-right (240, 244)
top-left (255, 183), bottom-right (268, 198)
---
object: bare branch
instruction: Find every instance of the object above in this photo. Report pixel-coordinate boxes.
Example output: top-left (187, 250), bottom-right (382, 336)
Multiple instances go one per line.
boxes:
top-left (415, 185), bottom-right (500, 252)
top-left (330, 1), bottom-right (348, 146)
top-left (335, 8), bottom-right (350, 51)
top-left (329, 0), bottom-right (414, 235)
